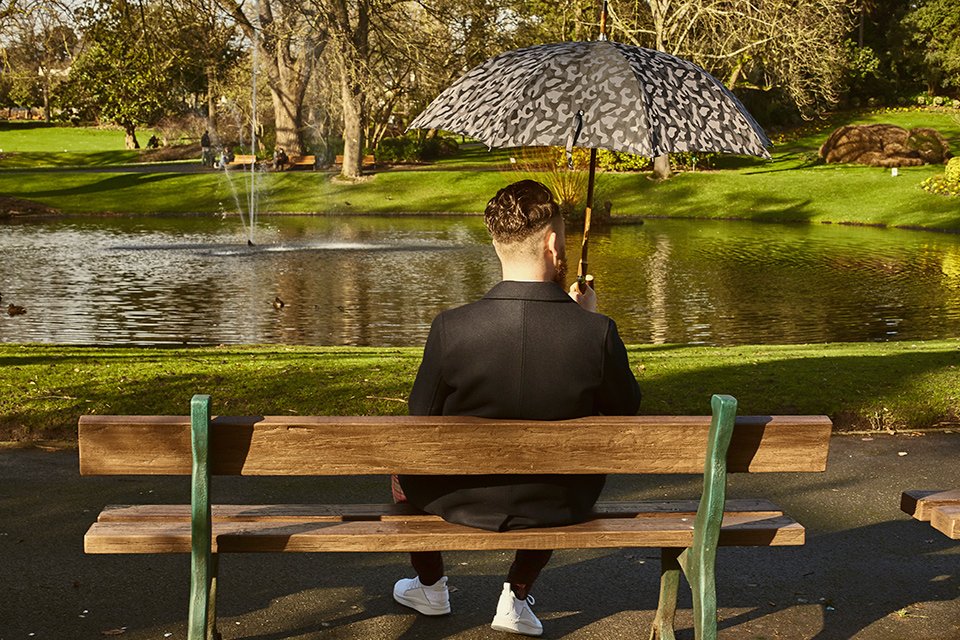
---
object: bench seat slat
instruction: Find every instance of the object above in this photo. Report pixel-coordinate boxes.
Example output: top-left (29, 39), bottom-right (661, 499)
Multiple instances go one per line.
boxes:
top-left (85, 513), bottom-right (804, 554)
top-left (900, 489), bottom-right (960, 521)
top-left (96, 499), bottom-right (785, 523)
top-left (930, 505), bottom-right (960, 540)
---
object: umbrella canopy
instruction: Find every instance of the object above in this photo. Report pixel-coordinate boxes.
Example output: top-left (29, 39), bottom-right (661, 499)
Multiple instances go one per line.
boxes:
top-left (408, 40), bottom-right (771, 160)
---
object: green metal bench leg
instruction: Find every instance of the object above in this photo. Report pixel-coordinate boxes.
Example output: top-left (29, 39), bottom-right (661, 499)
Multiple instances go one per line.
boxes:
top-left (649, 547), bottom-right (682, 640)
top-left (680, 545), bottom-right (716, 640)
top-left (684, 394), bottom-right (737, 640)
top-left (188, 395), bottom-right (214, 640)
top-left (207, 553), bottom-right (222, 640)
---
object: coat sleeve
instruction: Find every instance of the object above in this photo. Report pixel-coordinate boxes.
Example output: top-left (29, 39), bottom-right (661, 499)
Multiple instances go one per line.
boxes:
top-left (408, 314), bottom-right (453, 416)
top-left (596, 319), bottom-right (641, 416)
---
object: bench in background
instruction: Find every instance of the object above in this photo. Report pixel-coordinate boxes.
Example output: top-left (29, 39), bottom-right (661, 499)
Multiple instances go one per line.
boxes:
top-left (334, 154), bottom-right (376, 168)
top-left (901, 489), bottom-right (960, 539)
top-left (226, 154), bottom-right (256, 168)
top-left (80, 395), bottom-right (832, 640)
top-left (283, 155), bottom-right (316, 170)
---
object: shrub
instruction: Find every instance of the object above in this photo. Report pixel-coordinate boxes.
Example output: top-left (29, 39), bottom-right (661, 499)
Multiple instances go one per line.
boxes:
top-left (921, 157), bottom-right (960, 197)
top-left (375, 135), bottom-right (458, 163)
top-left (419, 136), bottom-right (458, 161)
top-left (945, 157), bottom-right (960, 183)
top-left (375, 136), bottom-right (420, 163)
top-left (596, 150), bottom-right (651, 171)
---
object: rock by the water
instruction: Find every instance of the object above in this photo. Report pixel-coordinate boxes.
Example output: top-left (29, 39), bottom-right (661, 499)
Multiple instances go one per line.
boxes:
top-left (819, 124), bottom-right (952, 167)
top-left (0, 197), bottom-right (60, 217)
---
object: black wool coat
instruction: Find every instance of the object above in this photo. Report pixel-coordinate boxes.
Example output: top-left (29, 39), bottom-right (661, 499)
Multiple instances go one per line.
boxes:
top-left (399, 280), bottom-right (641, 532)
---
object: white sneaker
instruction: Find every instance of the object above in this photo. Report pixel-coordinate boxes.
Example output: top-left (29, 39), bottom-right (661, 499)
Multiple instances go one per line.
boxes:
top-left (491, 582), bottom-right (543, 636)
top-left (393, 575), bottom-right (451, 615)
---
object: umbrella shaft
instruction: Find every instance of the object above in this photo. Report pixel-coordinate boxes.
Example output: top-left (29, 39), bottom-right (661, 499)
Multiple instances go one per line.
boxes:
top-left (578, 148), bottom-right (599, 281)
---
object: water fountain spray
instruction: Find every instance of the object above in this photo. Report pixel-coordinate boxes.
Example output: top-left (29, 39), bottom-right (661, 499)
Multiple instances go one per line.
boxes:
top-left (247, 0), bottom-right (260, 246)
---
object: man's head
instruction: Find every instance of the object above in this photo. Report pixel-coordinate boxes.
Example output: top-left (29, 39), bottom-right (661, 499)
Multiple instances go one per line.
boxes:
top-left (484, 180), bottom-right (566, 284)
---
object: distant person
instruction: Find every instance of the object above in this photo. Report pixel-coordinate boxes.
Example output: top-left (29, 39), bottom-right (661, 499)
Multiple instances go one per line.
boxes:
top-left (147, 135), bottom-right (160, 149)
top-left (215, 146), bottom-right (234, 169)
top-left (392, 180), bottom-right (641, 636)
top-left (200, 130), bottom-right (212, 167)
top-left (273, 147), bottom-right (288, 171)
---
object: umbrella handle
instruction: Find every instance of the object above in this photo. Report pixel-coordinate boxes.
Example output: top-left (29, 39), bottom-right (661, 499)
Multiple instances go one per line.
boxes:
top-left (576, 274), bottom-right (595, 294)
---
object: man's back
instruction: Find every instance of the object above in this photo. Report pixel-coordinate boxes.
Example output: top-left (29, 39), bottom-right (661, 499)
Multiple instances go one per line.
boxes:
top-left (402, 280), bottom-right (641, 531)
top-left (410, 281), bottom-right (638, 419)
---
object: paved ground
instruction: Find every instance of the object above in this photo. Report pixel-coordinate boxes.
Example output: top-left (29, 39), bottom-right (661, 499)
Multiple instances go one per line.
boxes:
top-left (2, 432), bottom-right (958, 640)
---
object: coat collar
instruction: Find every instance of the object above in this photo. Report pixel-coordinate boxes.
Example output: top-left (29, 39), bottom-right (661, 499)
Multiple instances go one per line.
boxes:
top-left (483, 280), bottom-right (574, 303)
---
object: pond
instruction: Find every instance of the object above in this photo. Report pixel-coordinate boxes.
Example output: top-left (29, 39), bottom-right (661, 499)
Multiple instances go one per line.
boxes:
top-left (2, 215), bottom-right (960, 346)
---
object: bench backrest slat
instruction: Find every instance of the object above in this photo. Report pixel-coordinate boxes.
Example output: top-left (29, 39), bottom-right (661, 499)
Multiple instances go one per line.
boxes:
top-left (79, 413), bottom-right (831, 476)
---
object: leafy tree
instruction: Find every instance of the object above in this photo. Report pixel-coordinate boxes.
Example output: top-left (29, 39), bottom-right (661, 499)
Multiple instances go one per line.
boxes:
top-left (305, 0), bottom-right (453, 178)
top-left (0, 1), bottom-right (75, 118)
top-left (214, 0), bottom-right (323, 156)
top-left (903, 0), bottom-right (960, 93)
top-left (65, 0), bottom-right (184, 147)
top-left (155, 0), bottom-right (243, 132)
top-left (840, 0), bottom-right (919, 104)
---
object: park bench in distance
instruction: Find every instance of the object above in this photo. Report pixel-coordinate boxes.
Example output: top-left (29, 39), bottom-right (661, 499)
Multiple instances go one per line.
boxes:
top-left (901, 489), bottom-right (960, 539)
top-left (79, 394), bottom-right (832, 640)
top-left (334, 153), bottom-right (376, 168)
top-left (226, 154), bottom-right (256, 168)
top-left (283, 155), bottom-right (316, 170)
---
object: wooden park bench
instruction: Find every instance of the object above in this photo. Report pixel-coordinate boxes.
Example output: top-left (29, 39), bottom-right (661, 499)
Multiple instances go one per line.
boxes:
top-left (226, 154), bottom-right (257, 168)
top-left (900, 489), bottom-right (960, 539)
top-left (283, 155), bottom-right (316, 170)
top-left (80, 394), bottom-right (832, 640)
top-left (334, 153), bottom-right (376, 168)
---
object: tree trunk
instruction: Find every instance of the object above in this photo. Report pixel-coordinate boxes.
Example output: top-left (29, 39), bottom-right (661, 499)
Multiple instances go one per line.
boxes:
top-left (335, 0), bottom-right (369, 180)
top-left (214, 0), bottom-right (312, 157)
top-left (340, 73), bottom-right (365, 179)
top-left (205, 67), bottom-right (218, 133)
top-left (42, 84), bottom-right (50, 123)
top-left (653, 153), bottom-right (672, 180)
top-left (123, 122), bottom-right (140, 149)
top-left (270, 84), bottom-right (303, 155)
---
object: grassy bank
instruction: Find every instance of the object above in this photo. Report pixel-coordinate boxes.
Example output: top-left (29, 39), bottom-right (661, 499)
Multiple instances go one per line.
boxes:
top-left (2, 108), bottom-right (959, 229)
top-left (3, 341), bottom-right (958, 443)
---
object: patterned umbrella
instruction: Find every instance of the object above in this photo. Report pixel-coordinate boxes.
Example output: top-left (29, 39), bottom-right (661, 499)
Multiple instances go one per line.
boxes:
top-left (408, 23), bottom-right (771, 286)
top-left (409, 41), bottom-right (770, 160)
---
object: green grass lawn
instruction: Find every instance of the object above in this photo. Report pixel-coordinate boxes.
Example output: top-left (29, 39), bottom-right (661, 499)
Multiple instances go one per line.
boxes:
top-left (0, 121), bottom-right (160, 167)
top-left (0, 169), bottom-right (511, 214)
top-left (2, 108), bottom-right (958, 229)
top-left (2, 341), bottom-right (958, 443)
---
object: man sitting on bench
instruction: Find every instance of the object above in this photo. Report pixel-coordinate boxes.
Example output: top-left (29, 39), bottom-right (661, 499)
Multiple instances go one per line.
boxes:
top-left (393, 180), bottom-right (642, 636)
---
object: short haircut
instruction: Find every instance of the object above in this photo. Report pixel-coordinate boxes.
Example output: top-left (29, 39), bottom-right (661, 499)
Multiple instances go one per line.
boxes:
top-left (484, 180), bottom-right (560, 244)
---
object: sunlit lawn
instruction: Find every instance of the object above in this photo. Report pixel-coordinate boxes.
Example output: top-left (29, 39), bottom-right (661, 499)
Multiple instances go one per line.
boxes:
top-left (2, 341), bottom-right (958, 442)
top-left (0, 121), bottom-right (160, 167)
top-left (2, 108), bottom-right (958, 229)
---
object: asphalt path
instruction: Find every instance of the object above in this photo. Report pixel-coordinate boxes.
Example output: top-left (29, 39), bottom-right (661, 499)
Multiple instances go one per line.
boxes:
top-left (2, 432), bottom-right (958, 639)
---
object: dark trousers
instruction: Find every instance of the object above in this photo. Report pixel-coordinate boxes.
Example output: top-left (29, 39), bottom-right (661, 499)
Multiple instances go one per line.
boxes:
top-left (410, 549), bottom-right (553, 598)
top-left (392, 474), bottom-right (553, 598)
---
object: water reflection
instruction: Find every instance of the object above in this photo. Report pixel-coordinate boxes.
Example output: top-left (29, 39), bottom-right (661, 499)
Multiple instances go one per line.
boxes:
top-left (2, 215), bottom-right (960, 346)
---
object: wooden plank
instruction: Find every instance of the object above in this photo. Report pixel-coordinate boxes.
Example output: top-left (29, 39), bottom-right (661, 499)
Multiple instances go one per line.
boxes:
top-left (79, 415), bottom-right (832, 476)
top-left (96, 499), bottom-right (785, 523)
top-left (333, 155), bottom-right (375, 166)
top-left (227, 154), bottom-right (256, 166)
top-left (929, 505), bottom-right (960, 540)
top-left (900, 489), bottom-right (960, 521)
top-left (84, 513), bottom-right (804, 554)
